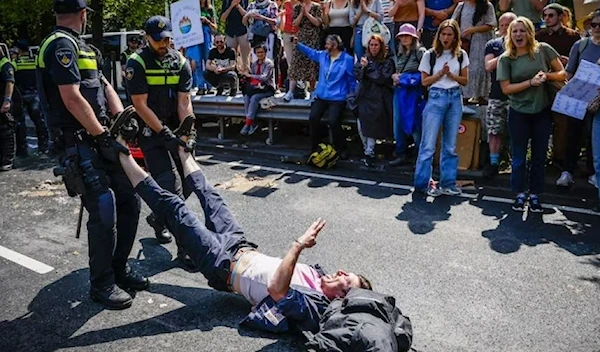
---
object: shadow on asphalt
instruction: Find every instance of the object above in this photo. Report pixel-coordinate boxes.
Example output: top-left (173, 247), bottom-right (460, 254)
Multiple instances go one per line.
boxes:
top-left (579, 256), bottom-right (600, 287)
top-left (396, 192), bottom-right (469, 235)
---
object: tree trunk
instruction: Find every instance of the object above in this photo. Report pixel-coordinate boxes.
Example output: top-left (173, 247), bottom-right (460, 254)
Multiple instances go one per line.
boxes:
top-left (91, 0), bottom-right (104, 53)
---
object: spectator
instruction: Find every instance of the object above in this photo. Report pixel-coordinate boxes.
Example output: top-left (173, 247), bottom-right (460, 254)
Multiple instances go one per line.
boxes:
top-left (293, 34), bottom-right (355, 159)
top-left (288, 0), bottom-right (323, 97)
top-left (323, 0), bottom-right (354, 57)
top-left (451, 0), bottom-right (496, 105)
top-left (388, 0), bottom-right (425, 47)
top-left (354, 34), bottom-right (395, 167)
top-left (240, 44), bottom-right (276, 136)
top-left (497, 16), bottom-right (566, 212)
top-left (482, 11), bottom-right (516, 179)
top-left (380, 0), bottom-right (395, 55)
top-left (244, 0), bottom-right (279, 59)
top-left (534, 3), bottom-right (582, 184)
top-left (423, 0), bottom-right (459, 49)
top-left (499, 0), bottom-right (547, 30)
top-left (205, 34), bottom-right (239, 96)
top-left (414, 19), bottom-right (469, 197)
top-left (220, 0), bottom-right (251, 73)
top-left (281, 0), bottom-right (300, 101)
top-left (559, 9), bottom-right (600, 190)
top-left (390, 23), bottom-right (426, 166)
top-left (187, 0), bottom-right (218, 94)
top-left (349, 0), bottom-right (383, 61)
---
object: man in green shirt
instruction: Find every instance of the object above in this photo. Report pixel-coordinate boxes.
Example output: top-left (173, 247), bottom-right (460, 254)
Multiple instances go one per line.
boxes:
top-left (499, 0), bottom-right (547, 30)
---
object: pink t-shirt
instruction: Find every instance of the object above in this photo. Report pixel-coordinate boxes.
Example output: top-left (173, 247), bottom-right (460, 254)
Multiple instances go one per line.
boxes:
top-left (238, 253), bottom-right (322, 305)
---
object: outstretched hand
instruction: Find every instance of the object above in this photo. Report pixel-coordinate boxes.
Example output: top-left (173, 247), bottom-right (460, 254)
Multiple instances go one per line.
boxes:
top-left (297, 218), bottom-right (326, 249)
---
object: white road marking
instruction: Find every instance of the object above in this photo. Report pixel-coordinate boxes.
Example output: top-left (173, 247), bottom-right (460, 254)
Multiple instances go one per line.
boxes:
top-left (0, 245), bottom-right (54, 274)
top-left (196, 156), bottom-right (599, 217)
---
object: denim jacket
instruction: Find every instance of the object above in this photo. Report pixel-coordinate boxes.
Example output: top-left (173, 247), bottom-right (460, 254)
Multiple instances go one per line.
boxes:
top-left (297, 43), bottom-right (356, 102)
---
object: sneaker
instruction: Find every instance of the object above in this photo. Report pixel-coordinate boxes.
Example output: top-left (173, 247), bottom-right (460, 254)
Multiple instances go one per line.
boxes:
top-left (240, 124), bottom-right (250, 136)
top-left (229, 88), bottom-right (238, 97)
top-left (108, 105), bottom-right (136, 134)
top-left (0, 164), bottom-right (12, 171)
top-left (482, 164), bottom-right (499, 179)
top-left (247, 124), bottom-right (260, 136)
top-left (556, 171), bottom-right (574, 187)
top-left (389, 155), bottom-right (408, 167)
top-left (362, 155), bottom-right (375, 168)
top-left (427, 183), bottom-right (442, 197)
top-left (528, 195), bottom-right (543, 213)
top-left (216, 85), bottom-right (224, 96)
top-left (589, 174), bottom-right (598, 189)
top-left (283, 91), bottom-right (294, 102)
top-left (90, 284), bottom-right (133, 310)
top-left (441, 185), bottom-right (462, 196)
top-left (512, 194), bottom-right (527, 212)
top-left (174, 114), bottom-right (196, 138)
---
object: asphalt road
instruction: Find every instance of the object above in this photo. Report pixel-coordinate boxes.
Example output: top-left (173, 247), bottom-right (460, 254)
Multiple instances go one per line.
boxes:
top-left (0, 154), bottom-right (599, 352)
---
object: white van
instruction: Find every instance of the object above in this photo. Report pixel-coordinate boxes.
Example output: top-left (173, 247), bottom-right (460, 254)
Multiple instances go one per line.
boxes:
top-left (81, 31), bottom-right (143, 89)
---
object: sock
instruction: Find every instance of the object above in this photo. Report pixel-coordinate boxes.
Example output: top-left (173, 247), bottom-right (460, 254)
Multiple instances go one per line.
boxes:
top-left (490, 153), bottom-right (500, 165)
top-left (245, 118), bottom-right (253, 126)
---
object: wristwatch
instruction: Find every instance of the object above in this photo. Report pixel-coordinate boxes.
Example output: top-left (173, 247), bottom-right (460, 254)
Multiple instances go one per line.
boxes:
top-left (3, 97), bottom-right (11, 103)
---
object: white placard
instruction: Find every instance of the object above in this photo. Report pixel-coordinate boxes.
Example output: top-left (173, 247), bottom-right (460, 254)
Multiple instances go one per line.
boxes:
top-left (551, 59), bottom-right (600, 120)
top-left (170, 0), bottom-right (204, 49)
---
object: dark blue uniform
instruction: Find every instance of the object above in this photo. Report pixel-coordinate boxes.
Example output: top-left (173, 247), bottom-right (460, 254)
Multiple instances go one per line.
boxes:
top-left (0, 56), bottom-right (16, 168)
top-left (125, 45), bottom-right (193, 247)
top-left (37, 26), bottom-right (141, 289)
top-left (14, 53), bottom-right (49, 153)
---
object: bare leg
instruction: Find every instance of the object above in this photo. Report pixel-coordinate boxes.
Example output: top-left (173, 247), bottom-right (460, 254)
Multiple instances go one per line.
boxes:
top-left (177, 146), bottom-right (201, 178)
top-left (116, 137), bottom-right (149, 187)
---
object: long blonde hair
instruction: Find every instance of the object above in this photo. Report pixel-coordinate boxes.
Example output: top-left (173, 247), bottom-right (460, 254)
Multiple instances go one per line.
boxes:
top-left (504, 16), bottom-right (540, 59)
top-left (432, 19), bottom-right (461, 58)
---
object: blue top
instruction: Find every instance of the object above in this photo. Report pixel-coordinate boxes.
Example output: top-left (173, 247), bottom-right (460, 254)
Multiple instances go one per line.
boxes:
top-left (424, 0), bottom-right (455, 30)
top-left (297, 43), bottom-right (356, 102)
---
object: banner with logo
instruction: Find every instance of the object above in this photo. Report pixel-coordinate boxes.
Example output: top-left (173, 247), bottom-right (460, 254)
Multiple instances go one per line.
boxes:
top-left (170, 0), bottom-right (204, 48)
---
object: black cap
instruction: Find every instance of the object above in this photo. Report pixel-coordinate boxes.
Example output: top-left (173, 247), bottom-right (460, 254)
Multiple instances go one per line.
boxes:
top-left (15, 40), bottom-right (29, 51)
top-left (54, 0), bottom-right (92, 14)
top-left (127, 36), bottom-right (140, 43)
top-left (144, 16), bottom-right (173, 42)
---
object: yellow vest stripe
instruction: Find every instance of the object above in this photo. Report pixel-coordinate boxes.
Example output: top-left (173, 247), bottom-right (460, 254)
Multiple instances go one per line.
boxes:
top-left (37, 31), bottom-right (98, 71)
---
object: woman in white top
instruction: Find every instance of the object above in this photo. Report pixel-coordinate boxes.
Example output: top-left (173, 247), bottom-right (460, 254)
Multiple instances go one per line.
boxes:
top-left (324, 0), bottom-right (354, 56)
top-left (414, 19), bottom-right (469, 197)
top-left (349, 0), bottom-right (383, 60)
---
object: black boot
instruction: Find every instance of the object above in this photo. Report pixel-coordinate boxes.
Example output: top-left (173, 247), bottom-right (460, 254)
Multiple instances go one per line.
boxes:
top-left (116, 267), bottom-right (150, 291)
top-left (90, 284), bottom-right (133, 310)
top-left (146, 213), bottom-right (173, 244)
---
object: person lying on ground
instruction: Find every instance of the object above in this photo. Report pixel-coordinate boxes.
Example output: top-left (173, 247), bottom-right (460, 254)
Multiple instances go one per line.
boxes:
top-left (111, 115), bottom-right (373, 333)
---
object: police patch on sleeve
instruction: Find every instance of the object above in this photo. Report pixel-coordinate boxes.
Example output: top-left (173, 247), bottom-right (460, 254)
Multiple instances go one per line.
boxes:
top-left (126, 67), bottom-right (134, 80)
top-left (55, 49), bottom-right (75, 68)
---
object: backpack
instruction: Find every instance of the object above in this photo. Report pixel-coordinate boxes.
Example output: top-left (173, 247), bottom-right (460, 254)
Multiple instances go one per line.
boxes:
top-left (307, 143), bottom-right (339, 168)
top-left (250, 0), bottom-right (274, 38)
top-left (428, 48), bottom-right (464, 76)
top-left (571, 37), bottom-right (591, 73)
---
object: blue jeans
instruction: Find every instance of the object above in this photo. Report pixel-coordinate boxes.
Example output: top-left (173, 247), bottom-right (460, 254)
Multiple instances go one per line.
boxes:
top-left (135, 170), bottom-right (257, 292)
top-left (414, 87), bottom-right (463, 191)
top-left (192, 28), bottom-right (213, 89)
top-left (593, 111), bottom-right (600, 201)
top-left (354, 27), bottom-right (365, 60)
top-left (244, 91), bottom-right (274, 120)
top-left (507, 107), bottom-right (552, 195)
top-left (393, 86), bottom-right (421, 156)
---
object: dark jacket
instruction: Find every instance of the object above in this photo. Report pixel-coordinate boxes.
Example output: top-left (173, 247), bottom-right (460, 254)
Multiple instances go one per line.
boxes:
top-left (354, 57), bottom-right (395, 139)
top-left (304, 288), bottom-right (413, 352)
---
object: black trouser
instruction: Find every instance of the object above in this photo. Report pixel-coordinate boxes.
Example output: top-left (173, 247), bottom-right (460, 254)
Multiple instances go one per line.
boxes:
top-left (204, 71), bottom-right (239, 91)
top-left (63, 137), bottom-right (141, 288)
top-left (0, 113), bottom-right (16, 166)
top-left (563, 115), bottom-right (594, 175)
top-left (14, 91), bottom-right (49, 152)
top-left (309, 98), bottom-right (347, 152)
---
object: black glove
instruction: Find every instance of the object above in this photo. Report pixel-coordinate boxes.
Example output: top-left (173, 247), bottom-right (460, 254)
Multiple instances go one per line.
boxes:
top-left (158, 126), bottom-right (187, 150)
top-left (94, 130), bottom-right (130, 163)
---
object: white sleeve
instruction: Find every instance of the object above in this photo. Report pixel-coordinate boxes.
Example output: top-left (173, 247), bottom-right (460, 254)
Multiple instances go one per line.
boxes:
top-left (418, 50), bottom-right (431, 73)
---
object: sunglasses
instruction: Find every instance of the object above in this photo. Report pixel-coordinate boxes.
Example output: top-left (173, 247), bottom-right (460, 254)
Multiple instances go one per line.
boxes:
top-left (591, 22), bottom-right (600, 28)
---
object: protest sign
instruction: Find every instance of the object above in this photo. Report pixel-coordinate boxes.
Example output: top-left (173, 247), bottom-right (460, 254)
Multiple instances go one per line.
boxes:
top-left (552, 59), bottom-right (600, 120)
top-left (170, 0), bottom-right (204, 48)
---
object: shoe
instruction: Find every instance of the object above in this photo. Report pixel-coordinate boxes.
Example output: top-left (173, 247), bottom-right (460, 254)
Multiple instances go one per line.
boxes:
top-left (362, 155), bottom-right (375, 167)
top-left (240, 124), bottom-right (250, 136)
top-left (389, 155), bottom-right (408, 167)
top-left (116, 268), bottom-right (150, 291)
top-left (173, 114), bottom-right (196, 138)
top-left (176, 248), bottom-right (196, 270)
top-left (441, 185), bottom-right (462, 196)
top-left (229, 88), bottom-right (238, 97)
top-left (0, 164), bottom-right (12, 171)
top-left (592, 204), bottom-right (600, 213)
top-left (339, 150), bottom-right (350, 161)
top-left (427, 182), bottom-right (441, 197)
top-left (512, 194), bottom-right (527, 212)
top-left (528, 195), bottom-right (543, 213)
top-left (16, 149), bottom-right (29, 158)
top-left (108, 105), bottom-right (136, 134)
top-left (283, 91), bottom-right (294, 102)
top-left (216, 86), bottom-right (224, 96)
top-left (247, 124), bottom-right (259, 136)
top-left (482, 164), bottom-right (499, 179)
top-left (589, 174), bottom-right (598, 189)
top-left (146, 214), bottom-right (173, 244)
top-left (556, 171), bottom-right (574, 187)
top-left (90, 284), bottom-right (132, 310)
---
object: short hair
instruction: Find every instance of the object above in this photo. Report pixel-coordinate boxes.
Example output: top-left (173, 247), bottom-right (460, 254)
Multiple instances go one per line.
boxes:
top-left (325, 34), bottom-right (344, 51)
top-left (253, 43), bottom-right (267, 53)
top-left (357, 274), bottom-right (372, 290)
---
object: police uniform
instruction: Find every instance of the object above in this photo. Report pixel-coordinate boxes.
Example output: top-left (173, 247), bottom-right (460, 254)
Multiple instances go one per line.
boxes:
top-left (125, 16), bottom-right (194, 250)
top-left (0, 54), bottom-right (16, 169)
top-left (37, 0), bottom-right (145, 309)
top-left (13, 42), bottom-right (49, 153)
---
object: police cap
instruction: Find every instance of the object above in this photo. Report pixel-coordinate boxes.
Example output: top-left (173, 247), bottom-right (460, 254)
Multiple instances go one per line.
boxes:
top-left (54, 0), bottom-right (93, 14)
top-left (144, 16), bottom-right (173, 42)
top-left (15, 39), bottom-right (29, 51)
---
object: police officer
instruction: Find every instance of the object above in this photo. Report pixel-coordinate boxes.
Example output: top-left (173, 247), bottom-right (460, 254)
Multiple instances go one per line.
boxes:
top-left (0, 49), bottom-right (16, 171)
top-left (120, 35), bottom-right (140, 104)
top-left (125, 16), bottom-right (196, 260)
top-left (14, 39), bottom-right (50, 154)
top-left (37, 0), bottom-right (147, 309)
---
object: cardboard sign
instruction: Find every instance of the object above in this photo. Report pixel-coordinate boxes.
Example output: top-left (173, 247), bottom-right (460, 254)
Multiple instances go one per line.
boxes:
top-left (551, 60), bottom-right (600, 120)
top-left (171, 0), bottom-right (204, 48)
